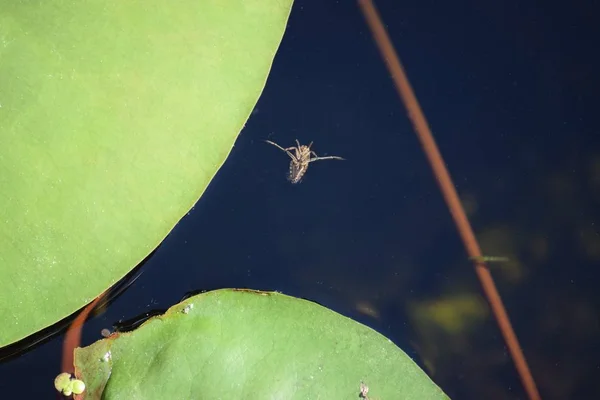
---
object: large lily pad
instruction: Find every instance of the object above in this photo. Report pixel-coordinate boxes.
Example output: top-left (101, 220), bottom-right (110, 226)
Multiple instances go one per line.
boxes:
top-left (74, 289), bottom-right (450, 399)
top-left (0, 0), bottom-right (293, 347)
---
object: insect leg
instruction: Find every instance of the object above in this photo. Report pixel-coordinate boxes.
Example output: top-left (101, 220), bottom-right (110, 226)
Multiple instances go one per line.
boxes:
top-left (264, 140), bottom-right (298, 161)
top-left (295, 139), bottom-right (308, 149)
top-left (264, 140), bottom-right (291, 152)
top-left (308, 155), bottom-right (345, 162)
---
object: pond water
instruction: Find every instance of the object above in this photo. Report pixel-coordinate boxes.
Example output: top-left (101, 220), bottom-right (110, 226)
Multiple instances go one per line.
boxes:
top-left (1, 0), bottom-right (598, 399)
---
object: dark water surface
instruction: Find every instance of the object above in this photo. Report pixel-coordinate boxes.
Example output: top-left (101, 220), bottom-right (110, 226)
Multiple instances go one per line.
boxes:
top-left (1, 1), bottom-right (599, 399)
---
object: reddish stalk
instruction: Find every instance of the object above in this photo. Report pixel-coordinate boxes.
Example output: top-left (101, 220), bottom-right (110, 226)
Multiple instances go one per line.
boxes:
top-left (357, 1), bottom-right (541, 399)
top-left (61, 291), bottom-right (106, 374)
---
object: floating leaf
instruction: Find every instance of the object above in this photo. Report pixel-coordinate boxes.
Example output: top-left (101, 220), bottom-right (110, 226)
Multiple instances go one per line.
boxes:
top-left (74, 289), bottom-right (450, 399)
top-left (0, 0), bottom-right (293, 347)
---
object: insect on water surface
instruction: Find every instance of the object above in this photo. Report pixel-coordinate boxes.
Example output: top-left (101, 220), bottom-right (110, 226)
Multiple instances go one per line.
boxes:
top-left (265, 139), bottom-right (345, 184)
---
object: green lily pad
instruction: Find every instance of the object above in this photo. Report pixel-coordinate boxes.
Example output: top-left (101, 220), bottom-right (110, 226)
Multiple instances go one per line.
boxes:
top-left (0, 0), bottom-right (293, 347)
top-left (74, 289), bottom-right (450, 399)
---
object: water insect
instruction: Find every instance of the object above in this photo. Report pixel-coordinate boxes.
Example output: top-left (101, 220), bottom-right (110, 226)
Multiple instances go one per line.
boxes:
top-left (265, 139), bottom-right (344, 183)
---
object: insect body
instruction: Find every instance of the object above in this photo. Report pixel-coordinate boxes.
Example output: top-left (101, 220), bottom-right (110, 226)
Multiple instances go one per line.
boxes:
top-left (265, 139), bottom-right (344, 183)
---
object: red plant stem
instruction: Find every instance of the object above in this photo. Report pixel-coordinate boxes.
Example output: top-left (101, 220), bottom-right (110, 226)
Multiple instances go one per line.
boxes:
top-left (357, 1), bottom-right (542, 399)
top-left (61, 291), bottom-right (106, 374)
